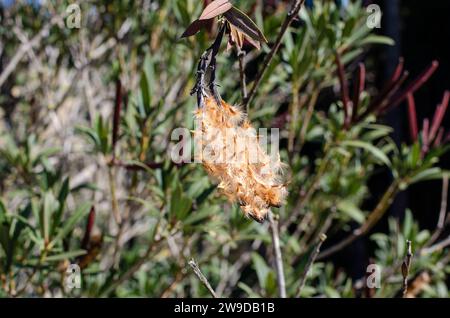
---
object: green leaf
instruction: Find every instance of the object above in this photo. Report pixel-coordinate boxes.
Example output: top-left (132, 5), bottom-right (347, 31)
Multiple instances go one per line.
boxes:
top-left (410, 168), bottom-right (445, 184)
top-left (139, 54), bottom-right (155, 116)
top-left (50, 202), bottom-right (92, 247)
top-left (360, 35), bottom-right (395, 46)
top-left (0, 200), bottom-right (10, 260)
top-left (42, 192), bottom-right (59, 242)
top-left (337, 200), bottom-right (365, 224)
top-left (342, 140), bottom-right (391, 167)
top-left (324, 286), bottom-right (341, 298)
top-left (52, 177), bottom-right (70, 236)
top-left (403, 209), bottom-right (413, 239)
top-left (238, 282), bottom-right (261, 298)
top-left (6, 204), bottom-right (32, 271)
top-left (170, 183), bottom-right (192, 222)
top-left (46, 250), bottom-right (87, 262)
top-left (251, 253), bottom-right (271, 290)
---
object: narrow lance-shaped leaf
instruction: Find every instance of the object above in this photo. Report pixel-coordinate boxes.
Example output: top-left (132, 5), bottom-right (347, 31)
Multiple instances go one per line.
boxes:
top-left (81, 206), bottom-right (95, 249)
top-left (52, 177), bottom-right (70, 237)
top-left (199, 0), bottom-right (232, 20)
top-left (50, 202), bottom-right (92, 248)
top-left (0, 200), bottom-right (10, 260)
top-left (42, 192), bottom-right (59, 243)
top-left (46, 250), bottom-right (87, 262)
top-left (224, 7), bottom-right (267, 45)
top-left (342, 140), bottom-right (391, 167)
top-left (181, 19), bottom-right (211, 38)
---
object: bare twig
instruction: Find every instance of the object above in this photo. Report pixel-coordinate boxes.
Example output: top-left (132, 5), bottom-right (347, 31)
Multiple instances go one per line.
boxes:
top-left (237, 49), bottom-right (248, 107)
top-left (268, 212), bottom-right (286, 298)
top-left (188, 258), bottom-right (217, 298)
top-left (421, 236), bottom-right (450, 255)
top-left (297, 87), bottom-right (320, 150)
top-left (243, 0), bottom-right (306, 109)
top-left (426, 176), bottom-right (449, 246)
top-left (297, 233), bottom-right (327, 297)
top-left (401, 240), bottom-right (413, 297)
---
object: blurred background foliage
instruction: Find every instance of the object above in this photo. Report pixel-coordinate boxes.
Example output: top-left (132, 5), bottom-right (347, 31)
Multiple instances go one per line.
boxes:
top-left (0, 0), bottom-right (449, 298)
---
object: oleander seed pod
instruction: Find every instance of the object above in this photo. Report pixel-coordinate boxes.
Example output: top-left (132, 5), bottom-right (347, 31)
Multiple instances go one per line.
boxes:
top-left (194, 96), bottom-right (288, 222)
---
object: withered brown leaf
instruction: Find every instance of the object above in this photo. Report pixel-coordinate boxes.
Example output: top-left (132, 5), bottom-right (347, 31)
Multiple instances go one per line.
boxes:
top-left (228, 24), bottom-right (244, 50)
top-left (181, 19), bottom-right (212, 38)
top-left (199, 0), bottom-right (233, 20)
top-left (224, 7), bottom-right (267, 45)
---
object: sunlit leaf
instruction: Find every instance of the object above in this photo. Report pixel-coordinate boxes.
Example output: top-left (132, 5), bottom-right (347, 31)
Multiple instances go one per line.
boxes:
top-left (342, 140), bottom-right (391, 167)
top-left (199, 0), bottom-right (232, 20)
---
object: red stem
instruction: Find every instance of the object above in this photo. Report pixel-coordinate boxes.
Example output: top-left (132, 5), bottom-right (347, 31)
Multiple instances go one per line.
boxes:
top-left (407, 93), bottom-right (418, 142)
top-left (81, 206), bottom-right (96, 249)
top-left (335, 53), bottom-right (351, 128)
top-left (351, 63), bottom-right (366, 124)
top-left (429, 91), bottom-right (450, 141)
top-left (390, 61), bottom-right (439, 110)
top-left (112, 79), bottom-right (123, 158)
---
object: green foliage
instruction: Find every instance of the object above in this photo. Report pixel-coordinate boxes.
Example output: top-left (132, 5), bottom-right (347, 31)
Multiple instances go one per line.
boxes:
top-left (0, 0), bottom-right (449, 298)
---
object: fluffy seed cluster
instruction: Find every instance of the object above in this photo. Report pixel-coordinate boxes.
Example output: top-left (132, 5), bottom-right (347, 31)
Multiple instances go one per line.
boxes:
top-left (194, 97), bottom-right (288, 222)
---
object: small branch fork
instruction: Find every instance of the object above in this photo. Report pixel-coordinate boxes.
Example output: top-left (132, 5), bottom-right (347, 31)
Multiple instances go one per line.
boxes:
top-left (191, 22), bottom-right (226, 108)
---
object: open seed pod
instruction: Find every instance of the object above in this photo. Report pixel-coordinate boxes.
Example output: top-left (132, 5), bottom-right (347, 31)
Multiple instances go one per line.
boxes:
top-left (194, 97), bottom-right (288, 222)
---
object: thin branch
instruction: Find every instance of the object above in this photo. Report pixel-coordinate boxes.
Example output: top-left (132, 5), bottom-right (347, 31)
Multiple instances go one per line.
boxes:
top-left (268, 211), bottom-right (286, 298)
top-left (427, 176), bottom-right (449, 246)
top-left (407, 94), bottom-right (419, 142)
top-left (351, 63), bottom-right (366, 124)
top-left (389, 61), bottom-right (439, 110)
top-left (297, 233), bottom-right (327, 297)
top-left (243, 0), bottom-right (306, 109)
top-left (335, 52), bottom-right (351, 128)
top-left (421, 236), bottom-right (450, 255)
top-left (107, 166), bottom-right (121, 225)
top-left (297, 87), bottom-right (320, 151)
top-left (188, 259), bottom-right (217, 298)
top-left (112, 78), bottom-right (123, 159)
top-left (401, 240), bottom-right (413, 297)
top-left (237, 49), bottom-right (248, 107)
top-left (191, 22), bottom-right (226, 108)
top-left (318, 180), bottom-right (400, 260)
